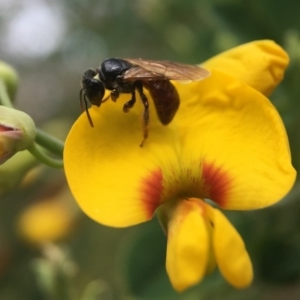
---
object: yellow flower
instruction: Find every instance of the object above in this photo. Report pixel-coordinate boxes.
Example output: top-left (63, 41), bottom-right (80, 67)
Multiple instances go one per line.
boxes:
top-left (64, 40), bottom-right (296, 291)
top-left (17, 188), bottom-right (78, 245)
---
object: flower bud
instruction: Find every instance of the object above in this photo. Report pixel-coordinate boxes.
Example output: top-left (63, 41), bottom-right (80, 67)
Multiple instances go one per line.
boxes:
top-left (0, 61), bottom-right (18, 100)
top-left (0, 106), bottom-right (36, 164)
top-left (0, 151), bottom-right (37, 195)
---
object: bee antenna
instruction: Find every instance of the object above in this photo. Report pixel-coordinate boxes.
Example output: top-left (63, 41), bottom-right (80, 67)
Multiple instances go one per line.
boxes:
top-left (79, 88), bottom-right (84, 112)
top-left (79, 88), bottom-right (94, 127)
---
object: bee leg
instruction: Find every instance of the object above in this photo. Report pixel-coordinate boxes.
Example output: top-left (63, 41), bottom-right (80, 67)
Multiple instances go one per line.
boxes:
top-left (123, 91), bottom-right (136, 113)
top-left (110, 89), bottom-right (119, 102)
top-left (136, 83), bottom-right (149, 147)
top-left (101, 94), bottom-right (111, 103)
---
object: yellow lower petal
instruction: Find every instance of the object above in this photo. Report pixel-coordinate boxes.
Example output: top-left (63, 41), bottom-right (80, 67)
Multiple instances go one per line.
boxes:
top-left (203, 40), bottom-right (289, 96)
top-left (166, 199), bottom-right (209, 292)
top-left (207, 205), bottom-right (253, 288)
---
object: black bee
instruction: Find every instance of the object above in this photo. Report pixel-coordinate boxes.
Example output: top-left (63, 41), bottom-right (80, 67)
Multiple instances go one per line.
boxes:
top-left (80, 58), bottom-right (210, 146)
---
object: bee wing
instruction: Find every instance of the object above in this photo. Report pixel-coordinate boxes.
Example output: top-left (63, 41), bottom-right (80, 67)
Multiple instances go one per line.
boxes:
top-left (123, 59), bottom-right (210, 83)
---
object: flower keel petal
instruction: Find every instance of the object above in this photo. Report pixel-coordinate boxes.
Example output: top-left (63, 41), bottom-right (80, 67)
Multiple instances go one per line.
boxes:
top-left (207, 205), bottom-right (253, 288)
top-left (166, 199), bottom-right (209, 292)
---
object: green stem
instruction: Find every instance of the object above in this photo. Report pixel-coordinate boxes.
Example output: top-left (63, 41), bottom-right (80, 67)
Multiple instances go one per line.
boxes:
top-left (0, 79), bottom-right (13, 108)
top-left (28, 142), bottom-right (64, 169)
top-left (35, 129), bottom-right (64, 158)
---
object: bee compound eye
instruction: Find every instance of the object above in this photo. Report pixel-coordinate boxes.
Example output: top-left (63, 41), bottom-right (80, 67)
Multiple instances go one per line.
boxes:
top-left (88, 80), bottom-right (105, 107)
top-left (84, 68), bottom-right (97, 79)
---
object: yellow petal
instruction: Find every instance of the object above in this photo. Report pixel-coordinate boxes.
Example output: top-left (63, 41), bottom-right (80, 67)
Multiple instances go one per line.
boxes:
top-left (203, 40), bottom-right (289, 96)
top-left (174, 70), bottom-right (296, 209)
top-left (17, 198), bottom-right (76, 245)
top-left (206, 205), bottom-right (253, 288)
top-left (166, 199), bottom-right (209, 292)
top-left (64, 95), bottom-right (181, 227)
top-left (65, 46), bottom-right (295, 223)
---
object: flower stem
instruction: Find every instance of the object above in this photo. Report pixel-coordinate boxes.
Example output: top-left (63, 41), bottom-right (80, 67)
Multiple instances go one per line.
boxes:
top-left (0, 79), bottom-right (13, 108)
top-left (27, 143), bottom-right (64, 169)
top-left (35, 129), bottom-right (64, 158)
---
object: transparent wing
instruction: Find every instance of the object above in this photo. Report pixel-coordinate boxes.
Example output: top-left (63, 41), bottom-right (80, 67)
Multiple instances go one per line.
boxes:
top-left (123, 59), bottom-right (210, 83)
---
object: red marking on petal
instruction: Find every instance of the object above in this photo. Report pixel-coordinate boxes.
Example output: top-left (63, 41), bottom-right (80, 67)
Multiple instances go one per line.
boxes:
top-left (202, 162), bottom-right (232, 207)
top-left (139, 168), bottom-right (164, 218)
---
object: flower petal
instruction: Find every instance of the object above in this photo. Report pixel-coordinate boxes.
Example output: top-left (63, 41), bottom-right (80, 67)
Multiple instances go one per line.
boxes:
top-left (17, 198), bottom-right (76, 245)
top-left (174, 70), bottom-right (296, 209)
top-left (203, 40), bottom-right (289, 96)
top-left (64, 95), bottom-right (181, 227)
top-left (206, 205), bottom-right (253, 288)
top-left (166, 199), bottom-right (209, 292)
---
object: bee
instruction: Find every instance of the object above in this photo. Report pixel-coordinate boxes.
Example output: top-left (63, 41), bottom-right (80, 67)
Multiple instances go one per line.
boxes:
top-left (80, 58), bottom-right (210, 146)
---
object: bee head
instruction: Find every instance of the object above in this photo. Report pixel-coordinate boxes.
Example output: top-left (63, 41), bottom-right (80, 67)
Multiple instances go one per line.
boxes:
top-left (80, 69), bottom-right (105, 127)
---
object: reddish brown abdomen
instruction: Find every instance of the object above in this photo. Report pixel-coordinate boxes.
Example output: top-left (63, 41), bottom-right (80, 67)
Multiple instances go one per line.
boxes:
top-left (143, 80), bottom-right (180, 125)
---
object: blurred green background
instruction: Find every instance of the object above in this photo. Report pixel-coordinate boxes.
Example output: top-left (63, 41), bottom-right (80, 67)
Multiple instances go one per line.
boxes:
top-left (0, 0), bottom-right (300, 299)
